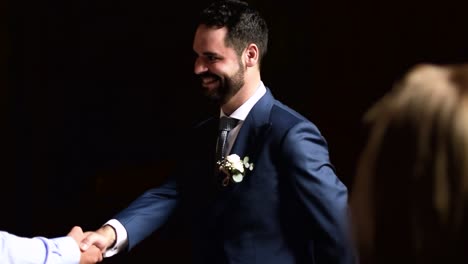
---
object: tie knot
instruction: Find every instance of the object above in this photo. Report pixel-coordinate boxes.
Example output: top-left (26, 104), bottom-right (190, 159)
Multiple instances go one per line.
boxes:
top-left (219, 116), bottom-right (239, 131)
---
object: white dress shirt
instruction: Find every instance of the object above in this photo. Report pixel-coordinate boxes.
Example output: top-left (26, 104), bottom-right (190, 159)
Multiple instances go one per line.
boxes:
top-left (220, 82), bottom-right (266, 156)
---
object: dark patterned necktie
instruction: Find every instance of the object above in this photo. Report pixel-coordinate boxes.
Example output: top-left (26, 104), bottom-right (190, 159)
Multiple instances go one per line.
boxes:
top-left (216, 116), bottom-right (239, 161)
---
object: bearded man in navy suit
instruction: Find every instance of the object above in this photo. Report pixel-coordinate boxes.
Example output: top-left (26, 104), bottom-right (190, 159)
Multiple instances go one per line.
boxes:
top-left (80, 1), bottom-right (356, 263)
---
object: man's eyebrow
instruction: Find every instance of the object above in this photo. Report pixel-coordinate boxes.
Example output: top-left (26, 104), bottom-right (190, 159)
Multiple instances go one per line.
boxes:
top-left (202, 52), bottom-right (219, 57)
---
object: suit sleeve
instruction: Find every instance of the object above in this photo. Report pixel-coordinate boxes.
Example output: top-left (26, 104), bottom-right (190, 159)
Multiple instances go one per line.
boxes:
top-left (282, 121), bottom-right (356, 264)
top-left (113, 176), bottom-right (179, 251)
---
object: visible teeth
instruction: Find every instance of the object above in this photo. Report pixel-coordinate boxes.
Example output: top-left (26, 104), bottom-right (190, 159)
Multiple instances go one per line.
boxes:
top-left (203, 78), bottom-right (216, 84)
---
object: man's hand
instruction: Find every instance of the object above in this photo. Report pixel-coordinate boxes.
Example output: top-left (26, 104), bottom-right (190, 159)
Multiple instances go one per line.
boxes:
top-left (67, 226), bottom-right (103, 264)
top-left (79, 225), bottom-right (116, 253)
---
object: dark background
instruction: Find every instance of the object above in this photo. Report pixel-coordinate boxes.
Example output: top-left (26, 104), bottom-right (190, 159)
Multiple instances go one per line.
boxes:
top-left (2, 0), bottom-right (468, 263)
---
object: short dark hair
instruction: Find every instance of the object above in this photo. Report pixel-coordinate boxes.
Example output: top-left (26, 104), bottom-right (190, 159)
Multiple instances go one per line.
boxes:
top-left (197, 0), bottom-right (268, 64)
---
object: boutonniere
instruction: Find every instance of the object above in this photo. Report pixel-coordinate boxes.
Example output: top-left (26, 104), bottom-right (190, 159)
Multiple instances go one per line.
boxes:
top-left (217, 154), bottom-right (254, 186)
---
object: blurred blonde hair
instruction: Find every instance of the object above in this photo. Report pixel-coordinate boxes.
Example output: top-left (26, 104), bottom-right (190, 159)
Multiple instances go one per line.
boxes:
top-left (351, 64), bottom-right (468, 263)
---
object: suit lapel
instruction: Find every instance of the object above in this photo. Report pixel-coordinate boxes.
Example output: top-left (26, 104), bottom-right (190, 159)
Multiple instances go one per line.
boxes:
top-left (213, 89), bottom-right (275, 215)
top-left (232, 88), bottom-right (274, 160)
top-left (230, 88), bottom-right (275, 160)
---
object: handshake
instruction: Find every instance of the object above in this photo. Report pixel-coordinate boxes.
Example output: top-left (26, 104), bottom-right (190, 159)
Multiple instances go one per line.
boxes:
top-left (68, 225), bottom-right (116, 264)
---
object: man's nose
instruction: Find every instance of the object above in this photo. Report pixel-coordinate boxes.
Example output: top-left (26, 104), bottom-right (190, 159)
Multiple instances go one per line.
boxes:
top-left (194, 57), bottom-right (207, 74)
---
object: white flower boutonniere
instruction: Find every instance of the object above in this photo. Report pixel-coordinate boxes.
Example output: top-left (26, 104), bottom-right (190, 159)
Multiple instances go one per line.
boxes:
top-left (217, 154), bottom-right (254, 186)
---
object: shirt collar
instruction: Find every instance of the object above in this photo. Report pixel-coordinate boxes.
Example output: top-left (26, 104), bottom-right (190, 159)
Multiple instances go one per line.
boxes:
top-left (220, 81), bottom-right (267, 121)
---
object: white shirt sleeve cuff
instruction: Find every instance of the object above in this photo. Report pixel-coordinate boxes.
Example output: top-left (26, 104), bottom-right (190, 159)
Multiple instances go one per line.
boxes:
top-left (102, 219), bottom-right (128, 258)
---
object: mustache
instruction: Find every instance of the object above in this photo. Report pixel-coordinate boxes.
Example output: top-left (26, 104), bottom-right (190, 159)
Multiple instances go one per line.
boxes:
top-left (198, 72), bottom-right (219, 79)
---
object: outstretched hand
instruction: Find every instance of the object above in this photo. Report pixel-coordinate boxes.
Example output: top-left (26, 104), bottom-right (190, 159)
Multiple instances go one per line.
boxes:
top-left (80, 225), bottom-right (116, 253)
top-left (67, 226), bottom-right (103, 264)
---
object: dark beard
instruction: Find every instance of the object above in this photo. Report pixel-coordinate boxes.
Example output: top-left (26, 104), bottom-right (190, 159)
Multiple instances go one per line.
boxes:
top-left (201, 66), bottom-right (245, 105)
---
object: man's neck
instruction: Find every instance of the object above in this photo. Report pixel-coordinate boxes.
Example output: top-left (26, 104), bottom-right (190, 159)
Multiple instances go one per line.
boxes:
top-left (221, 75), bottom-right (261, 116)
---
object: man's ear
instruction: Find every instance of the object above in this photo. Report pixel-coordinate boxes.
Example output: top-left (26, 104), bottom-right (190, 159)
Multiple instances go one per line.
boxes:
top-left (244, 43), bottom-right (259, 67)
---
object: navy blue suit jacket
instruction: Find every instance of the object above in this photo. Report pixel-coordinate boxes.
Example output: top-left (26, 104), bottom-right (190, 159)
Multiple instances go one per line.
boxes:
top-left (114, 88), bottom-right (356, 263)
